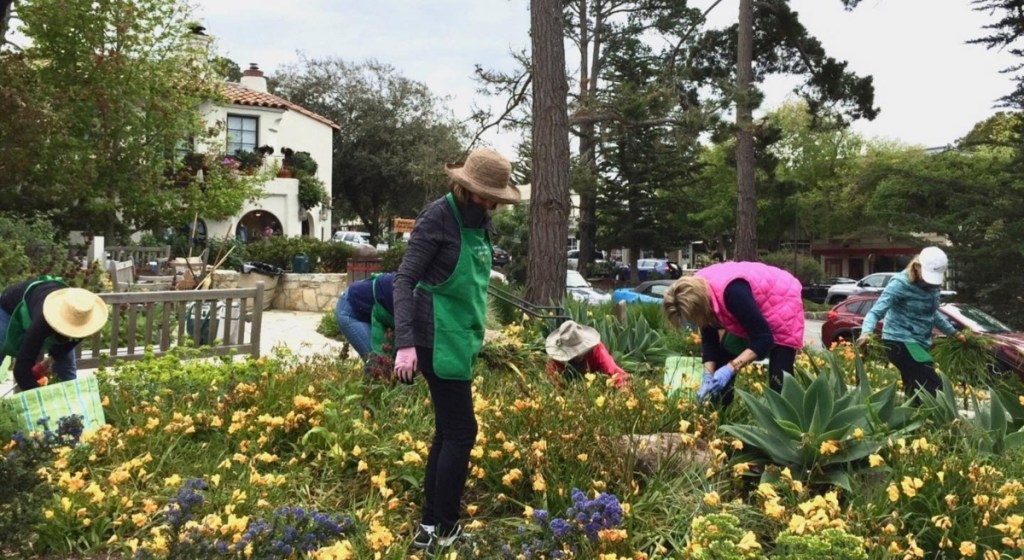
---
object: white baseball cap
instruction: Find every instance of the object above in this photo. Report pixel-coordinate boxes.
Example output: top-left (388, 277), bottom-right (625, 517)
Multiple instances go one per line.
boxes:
top-left (918, 247), bottom-right (948, 285)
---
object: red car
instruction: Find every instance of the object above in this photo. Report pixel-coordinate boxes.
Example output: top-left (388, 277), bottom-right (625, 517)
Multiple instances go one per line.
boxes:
top-left (821, 295), bottom-right (1024, 376)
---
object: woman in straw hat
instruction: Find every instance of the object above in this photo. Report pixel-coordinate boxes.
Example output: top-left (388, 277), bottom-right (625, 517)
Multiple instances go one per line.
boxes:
top-left (0, 277), bottom-right (108, 391)
top-left (544, 320), bottom-right (629, 389)
top-left (857, 247), bottom-right (966, 396)
top-left (663, 261), bottom-right (804, 406)
top-left (392, 148), bottom-right (521, 553)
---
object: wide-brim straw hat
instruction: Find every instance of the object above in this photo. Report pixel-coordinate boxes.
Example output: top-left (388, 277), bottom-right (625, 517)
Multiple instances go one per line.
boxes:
top-left (42, 288), bottom-right (109, 339)
top-left (445, 149), bottom-right (522, 205)
top-left (545, 320), bottom-right (601, 362)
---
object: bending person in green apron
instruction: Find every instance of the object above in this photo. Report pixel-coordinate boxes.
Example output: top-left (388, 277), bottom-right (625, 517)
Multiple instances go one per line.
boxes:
top-left (0, 277), bottom-right (108, 391)
top-left (334, 272), bottom-right (396, 373)
top-left (857, 247), bottom-right (966, 397)
top-left (392, 148), bottom-right (521, 554)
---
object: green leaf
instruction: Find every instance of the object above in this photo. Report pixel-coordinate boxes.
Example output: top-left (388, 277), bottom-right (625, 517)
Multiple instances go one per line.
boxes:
top-left (805, 374), bottom-right (834, 436)
top-left (814, 469), bottom-right (853, 492)
top-left (763, 387), bottom-right (803, 427)
top-left (721, 425), bottom-right (802, 465)
top-left (780, 372), bottom-right (808, 424)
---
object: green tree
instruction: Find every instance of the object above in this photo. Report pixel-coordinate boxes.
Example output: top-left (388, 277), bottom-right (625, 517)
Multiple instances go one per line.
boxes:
top-left (864, 117), bottom-right (1024, 320)
top-left (596, 31), bottom-right (701, 281)
top-left (690, 0), bottom-right (877, 259)
top-left (4, 0), bottom-right (261, 238)
top-left (272, 57), bottom-right (465, 242)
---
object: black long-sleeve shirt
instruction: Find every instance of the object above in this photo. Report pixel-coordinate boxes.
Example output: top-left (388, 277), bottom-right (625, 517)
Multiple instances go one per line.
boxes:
top-left (700, 279), bottom-right (774, 364)
top-left (393, 195), bottom-right (491, 349)
top-left (1, 279), bottom-right (78, 389)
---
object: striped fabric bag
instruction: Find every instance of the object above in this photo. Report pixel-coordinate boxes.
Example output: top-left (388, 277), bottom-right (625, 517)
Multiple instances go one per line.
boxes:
top-left (4, 375), bottom-right (106, 434)
top-left (663, 356), bottom-right (705, 399)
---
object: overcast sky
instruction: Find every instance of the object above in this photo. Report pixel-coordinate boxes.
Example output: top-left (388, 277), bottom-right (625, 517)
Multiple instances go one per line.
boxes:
top-left (195, 0), bottom-right (1017, 153)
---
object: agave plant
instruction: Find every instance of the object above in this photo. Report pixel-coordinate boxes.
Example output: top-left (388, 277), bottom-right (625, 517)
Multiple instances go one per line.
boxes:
top-left (721, 358), bottom-right (918, 491)
top-left (916, 374), bottom-right (1024, 456)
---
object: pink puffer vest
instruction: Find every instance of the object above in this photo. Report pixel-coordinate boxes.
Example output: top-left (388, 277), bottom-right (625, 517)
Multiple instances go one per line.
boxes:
top-left (696, 262), bottom-right (805, 350)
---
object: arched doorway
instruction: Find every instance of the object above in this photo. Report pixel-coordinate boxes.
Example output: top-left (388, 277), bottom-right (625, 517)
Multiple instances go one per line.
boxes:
top-left (301, 213), bottom-right (312, 237)
top-left (236, 210), bottom-right (282, 243)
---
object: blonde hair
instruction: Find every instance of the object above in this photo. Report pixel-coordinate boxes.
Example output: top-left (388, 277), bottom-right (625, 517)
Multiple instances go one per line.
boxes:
top-left (451, 182), bottom-right (470, 205)
top-left (905, 256), bottom-right (923, 283)
top-left (663, 276), bottom-right (714, 329)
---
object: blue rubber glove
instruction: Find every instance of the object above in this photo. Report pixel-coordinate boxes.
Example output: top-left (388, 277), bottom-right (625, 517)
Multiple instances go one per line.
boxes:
top-left (695, 372), bottom-right (715, 401)
top-left (705, 364), bottom-right (736, 398)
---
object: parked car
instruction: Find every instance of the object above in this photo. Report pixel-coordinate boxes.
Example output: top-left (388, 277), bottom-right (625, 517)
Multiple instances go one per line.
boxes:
top-left (611, 279), bottom-right (676, 306)
top-left (802, 277), bottom-right (856, 304)
top-left (567, 270), bottom-right (611, 305)
top-left (492, 246), bottom-right (512, 267)
top-left (825, 272), bottom-right (956, 305)
top-left (820, 294), bottom-right (1024, 378)
top-left (615, 259), bottom-right (682, 282)
top-left (567, 249), bottom-right (608, 271)
top-left (334, 231), bottom-right (387, 252)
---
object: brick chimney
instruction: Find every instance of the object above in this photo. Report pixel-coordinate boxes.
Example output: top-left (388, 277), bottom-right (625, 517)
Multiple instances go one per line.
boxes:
top-left (240, 63), bottom-right (267, 92)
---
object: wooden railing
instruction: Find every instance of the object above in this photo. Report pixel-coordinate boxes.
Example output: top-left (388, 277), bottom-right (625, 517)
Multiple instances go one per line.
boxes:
top-left (75, 284), bottom-right (264, 368)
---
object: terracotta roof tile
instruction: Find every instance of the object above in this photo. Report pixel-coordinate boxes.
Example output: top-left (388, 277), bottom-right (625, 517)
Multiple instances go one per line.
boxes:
top-left (220, 82), bottom-right (340, 130)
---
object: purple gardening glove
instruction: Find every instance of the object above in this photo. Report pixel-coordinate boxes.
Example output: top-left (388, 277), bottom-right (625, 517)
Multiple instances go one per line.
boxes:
top-left (695, 372), bottom-right (715, 401)
top-left (704, 364), bottom-right (736, 399)
top-left (394, 347), bottom-right (418, 384)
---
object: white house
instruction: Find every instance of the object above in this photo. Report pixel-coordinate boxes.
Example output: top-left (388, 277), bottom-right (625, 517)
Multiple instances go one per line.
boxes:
top-left (199, 64), bottom-right (339, 243)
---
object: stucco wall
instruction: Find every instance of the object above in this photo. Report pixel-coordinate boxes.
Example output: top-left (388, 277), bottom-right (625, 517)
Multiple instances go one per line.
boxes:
top-left (198, 99), bottom-right (334, 242)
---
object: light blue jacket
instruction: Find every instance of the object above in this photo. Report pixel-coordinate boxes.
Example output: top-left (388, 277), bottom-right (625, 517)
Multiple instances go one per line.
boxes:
top-left (861, 271), bottom-right (956, 347)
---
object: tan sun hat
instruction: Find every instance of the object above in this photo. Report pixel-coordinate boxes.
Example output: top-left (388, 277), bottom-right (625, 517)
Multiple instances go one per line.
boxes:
top-left (545, 320), bottom-right (601, 362)
top-left (445, 149), bottom-right (522, 205)
top-left (42, 288), bottom-right (109, 339)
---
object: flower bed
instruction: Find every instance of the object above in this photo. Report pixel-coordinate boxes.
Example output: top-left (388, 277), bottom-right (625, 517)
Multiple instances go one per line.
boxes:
top-left (3, 323), bottom-right (1024, 558)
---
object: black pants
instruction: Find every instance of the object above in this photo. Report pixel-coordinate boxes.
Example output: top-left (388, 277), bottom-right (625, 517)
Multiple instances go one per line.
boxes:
top-left (416, 345), bottom-right (477, 537)
top-left (884, 340), bottom-right (941, 397)
top-left (709, 345), bottom-right (797, 407)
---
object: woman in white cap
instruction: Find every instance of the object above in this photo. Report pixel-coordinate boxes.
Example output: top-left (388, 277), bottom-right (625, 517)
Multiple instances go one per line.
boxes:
top-left (857, 247), bottom-right (966, 396)
top-left (544, 320), bottom-right (629, 389)
top-left (0, 277), bottom-right (108, 391)
top-left (391, 148), bottom-right (521, 553)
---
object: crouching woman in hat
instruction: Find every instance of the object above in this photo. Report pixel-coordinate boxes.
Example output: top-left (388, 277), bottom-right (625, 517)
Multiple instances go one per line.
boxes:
top-left (545, 320), bottom-right (629, 389)
top-left (392, 148), bottom-right (522, 553)
top-left (0, 277), bottom-right (108, 391)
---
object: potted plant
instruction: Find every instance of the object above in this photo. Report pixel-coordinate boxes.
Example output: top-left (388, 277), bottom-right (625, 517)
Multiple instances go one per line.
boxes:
top-left (278, 147), bottom-right (295, 178)
top-left (232, 149), bottom-right (263, 175)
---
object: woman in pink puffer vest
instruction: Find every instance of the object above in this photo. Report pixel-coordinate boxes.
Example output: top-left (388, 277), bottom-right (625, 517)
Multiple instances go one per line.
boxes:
top-left (663, 261), bottom-right (804, 406)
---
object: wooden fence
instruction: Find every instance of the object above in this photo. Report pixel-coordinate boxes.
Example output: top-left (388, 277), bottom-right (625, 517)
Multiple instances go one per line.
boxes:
top-left (75, 284), bottom-right (264, 368)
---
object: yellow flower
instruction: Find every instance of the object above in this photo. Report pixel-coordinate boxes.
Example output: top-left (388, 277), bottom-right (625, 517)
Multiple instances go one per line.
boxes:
top-left (533, 472), bottom-right (547, 492)
top-left (577, 453), bottom-right (589, 462)
top-left (44, 510), bottom-right (54, 520)
top-left (959, 541), bottom-right (977, 556)
top-left (466, 504), bottom-right (478, 516)
top-left (869, 454), bottom-right (885, 467)
top-left (357, 460), bottom-right (368, 472)
top-left (887, 484), bottom-right (900, 502)
top-left (737, 531), bottom-right (761, 552)
top-left (597, 528), bottom-right (628, 542)
top-left (819, 440), bottom-right (840, 455)
top-left (366, 519), bottom-right (394, 551)
top-left (311, 540), bottom-right (354, 560)
top-left (164, 474), bottom-right (182, 487)
top-left (703, 492), bottom-right (720, 506)
top-left (901, 476), bottom-right (924, 498)
top-left (852, 427), bottom-right (864, 440)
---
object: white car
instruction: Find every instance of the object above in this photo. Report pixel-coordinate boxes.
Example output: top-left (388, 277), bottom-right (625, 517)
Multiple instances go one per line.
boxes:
top-left (825, 272), bottom-right (956, 305)
top-left (567, 270), bottom-right (611, 305)
top-left (333, 231), bottom-right (387, 252)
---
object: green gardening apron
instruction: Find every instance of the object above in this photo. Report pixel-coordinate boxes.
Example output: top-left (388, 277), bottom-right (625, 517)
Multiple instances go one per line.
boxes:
top-left (369, 276), bottom-right (395, 355)
top-left (416, 194), bottom-right (491, 380)
top-left (1, 276), bottom-right (67, 360)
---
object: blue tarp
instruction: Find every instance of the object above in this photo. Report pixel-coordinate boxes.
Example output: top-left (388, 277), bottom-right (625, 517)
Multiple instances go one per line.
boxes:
top-left (612, 288), bottom-right (662, 305)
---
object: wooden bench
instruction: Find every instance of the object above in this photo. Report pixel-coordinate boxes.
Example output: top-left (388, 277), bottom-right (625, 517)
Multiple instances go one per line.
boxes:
top-left (106, 245), bottom-right (172, 268)
top-left (107, 259), bottom-right (175, 292)
top-left (76, 284), bottom-right (264, 369)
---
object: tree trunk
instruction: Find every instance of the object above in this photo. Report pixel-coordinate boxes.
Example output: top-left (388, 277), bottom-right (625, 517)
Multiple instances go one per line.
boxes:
top-left (576, 0), bottom-right (600, 275)
top-left (0, 0), bottom-right (13, 45)
top-left (735, 0), bottom-right (758, 261)
top-left (528, 0), bottom-right (571, 306)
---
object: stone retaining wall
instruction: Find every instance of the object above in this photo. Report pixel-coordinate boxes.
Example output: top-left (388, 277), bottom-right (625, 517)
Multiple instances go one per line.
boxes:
top-left (209, 270), bottom-right (347, 312)
top-left (272, 273), bottom-right (347, 312)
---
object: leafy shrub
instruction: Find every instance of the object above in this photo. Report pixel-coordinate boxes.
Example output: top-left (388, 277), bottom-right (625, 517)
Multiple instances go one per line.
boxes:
top-left (378, 244), bottom-right (406, 272)
top-left (772, 528), bottom-right (867, 559)
top-left (760, 251), bottom-right (824, 285)
top-left (685, 513), bottom-right (763, 559)
top-left (0, 214), bottom-right (103, 289)
top-left (245, 236), bottom-right (352, 273)
top-left (205, 237), bottom-right (251, 272)
top-left (318, 310), bottom-right (341, 339)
